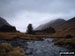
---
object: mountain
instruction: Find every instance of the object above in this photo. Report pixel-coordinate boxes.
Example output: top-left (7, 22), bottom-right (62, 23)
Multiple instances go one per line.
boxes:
top-left (0, 17), bottom-right (17, 32)
top-left (35, 17), bottom-right (75, 36)
top-left (0, 17), bottom-right (10, 27)
top-left (67, 17), bottom-right (75, 22)
top-left (36, 19), bottom-right (66, 30)
top-left (55, 17), bottom-right (75, 31)
top-left (51, 17), bottom-right (75, 37)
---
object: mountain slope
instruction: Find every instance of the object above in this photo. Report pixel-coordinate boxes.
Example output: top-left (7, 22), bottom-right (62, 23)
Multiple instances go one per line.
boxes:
top-left (0, 17), bottom-right (10, 27)
top-left (36, 19), bottom-right (66, 30)
top-left (55, 17), bottom-right (75, 31)
top-left (0, 17), bottom-right (17, 32)
top-left (51, 17), bottom-right (75, 37)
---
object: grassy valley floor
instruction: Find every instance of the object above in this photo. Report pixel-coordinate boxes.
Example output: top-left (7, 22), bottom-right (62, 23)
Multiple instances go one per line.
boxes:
top-left (0, 32), bottom-right (75, 56)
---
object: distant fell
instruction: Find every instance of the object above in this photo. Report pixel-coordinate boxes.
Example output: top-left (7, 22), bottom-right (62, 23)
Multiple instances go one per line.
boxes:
top-left (36, 19), bottom-right (66, 30)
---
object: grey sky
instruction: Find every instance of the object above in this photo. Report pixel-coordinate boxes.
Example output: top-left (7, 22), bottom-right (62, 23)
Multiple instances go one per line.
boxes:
top-left (0, 0), bottom-right (75, 32)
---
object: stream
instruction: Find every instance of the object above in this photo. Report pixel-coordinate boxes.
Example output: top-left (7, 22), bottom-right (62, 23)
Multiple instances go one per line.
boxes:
top-left (26, 38), bottom-right (69, 56)
top-left (0, 38), bottom-right (70, 56)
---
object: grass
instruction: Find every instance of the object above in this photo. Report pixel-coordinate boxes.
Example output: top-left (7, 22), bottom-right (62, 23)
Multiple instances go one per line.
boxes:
top-left (0, 27), bottom-right (75, 50)
top-left (0, 32), bottom-right (16, 40)
top-left (0, 32), bottom-right (46, 40)
top-left (52, 27), bottom-right (75, 50)
top-left (0, 43), bottom-right (26, 56)
top-left (53, 37), bottom-right (75, 50)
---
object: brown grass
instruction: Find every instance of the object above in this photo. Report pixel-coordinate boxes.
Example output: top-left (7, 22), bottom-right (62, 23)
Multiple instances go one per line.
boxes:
top-left (0, 32), bottom-right (46, 40)
top-left (0, 43), bottom-right (26, 56)
top-left (54, 37), bottom-right (75, 49)
top-left (0, 32), bottom-right (16, 40)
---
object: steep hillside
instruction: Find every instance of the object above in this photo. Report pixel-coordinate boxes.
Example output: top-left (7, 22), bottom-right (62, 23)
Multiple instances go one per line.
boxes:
top-left (0, 17), bottom-right (17, 32)
top-left (0, 17), bottom-right (10, 27)
top-left (36, 19), bottom-right (66, 30)
top-left (55, 17), bottom-right (75, 32)
top-left (51, 17), bottom-right (75, 37)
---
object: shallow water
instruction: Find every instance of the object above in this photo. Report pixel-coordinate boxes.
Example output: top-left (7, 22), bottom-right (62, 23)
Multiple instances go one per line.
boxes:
top-left (0, 38), bottom-right (70, 56)
top-left (26, 38), bottom-right (69, 56)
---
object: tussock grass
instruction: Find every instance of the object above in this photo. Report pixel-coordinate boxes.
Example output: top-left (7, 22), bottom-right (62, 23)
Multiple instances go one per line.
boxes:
top-left (54, 38), bottom-right (75, 49)
top-left (0, 43), bottom-right (26, 56)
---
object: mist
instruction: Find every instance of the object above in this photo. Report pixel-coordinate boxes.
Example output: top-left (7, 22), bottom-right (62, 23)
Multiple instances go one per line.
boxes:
top-left (0, 0), bottom-right (75, 32)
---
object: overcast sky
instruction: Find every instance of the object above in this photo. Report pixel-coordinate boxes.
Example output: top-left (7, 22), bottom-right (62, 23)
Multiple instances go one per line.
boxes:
top-left (0, 0), bottom-right (75, 32)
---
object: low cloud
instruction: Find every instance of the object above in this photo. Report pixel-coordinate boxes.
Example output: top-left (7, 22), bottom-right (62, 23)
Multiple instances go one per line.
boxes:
top-left (0, 0), bottom-right (75, 32)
